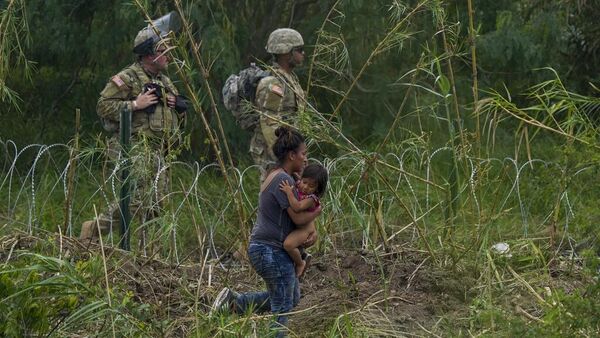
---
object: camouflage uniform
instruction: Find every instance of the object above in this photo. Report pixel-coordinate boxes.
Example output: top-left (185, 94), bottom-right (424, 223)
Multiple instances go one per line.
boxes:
top-left (250, 28), bottom-right (306, 179)
top-left (80, 62), bottom-right (183, 239)
top-left (250, 64), bottom-right (305, 175)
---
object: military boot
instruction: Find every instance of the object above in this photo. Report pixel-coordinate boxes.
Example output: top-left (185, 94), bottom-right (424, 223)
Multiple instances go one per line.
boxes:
top-left (80, 219), bottom-right (110, 240)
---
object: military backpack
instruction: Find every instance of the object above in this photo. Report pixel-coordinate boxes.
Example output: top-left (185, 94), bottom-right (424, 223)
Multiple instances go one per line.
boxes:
top-left (222, 63), bottom-right (270, 130)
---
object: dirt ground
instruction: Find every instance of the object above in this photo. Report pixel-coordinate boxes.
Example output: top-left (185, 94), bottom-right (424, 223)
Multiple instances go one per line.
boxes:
top-left (0, 234), bottom-right (584, 337)
top-left (1, 233), bottom-right (589, 337)
top-left (285, 249), bottom-right (465, 336)
top-left (122, 246), bottom-right (473, 337)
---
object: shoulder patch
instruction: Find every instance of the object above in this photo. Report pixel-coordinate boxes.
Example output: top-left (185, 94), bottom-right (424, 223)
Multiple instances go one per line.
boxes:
top-left (111, 75), bottom-right (126, 88)
top-left (269, 84), bottom-right (284, 97)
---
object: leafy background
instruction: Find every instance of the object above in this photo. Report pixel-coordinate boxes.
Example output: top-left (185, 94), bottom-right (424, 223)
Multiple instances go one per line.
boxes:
top-left (1, 0), bottom-right (600, 336)
top-left (2, 0), bottom-right (598, 159)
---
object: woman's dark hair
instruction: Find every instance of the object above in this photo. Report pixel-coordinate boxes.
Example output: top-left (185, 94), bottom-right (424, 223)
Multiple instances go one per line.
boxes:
top-left (302, 163), bottom-right (328, 198)
top-left (272, 126), bottom-right (305, 164)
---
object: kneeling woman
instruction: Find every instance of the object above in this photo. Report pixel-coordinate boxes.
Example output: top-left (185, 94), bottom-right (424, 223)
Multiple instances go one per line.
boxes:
top-left (211, 126), bottom-right (319, 336)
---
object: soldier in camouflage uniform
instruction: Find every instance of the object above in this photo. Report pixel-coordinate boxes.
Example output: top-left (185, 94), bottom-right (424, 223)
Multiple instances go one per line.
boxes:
top-left (80, 24), bottom-right (185, 241)
top-left (251, 28), bottom-right (306, 181)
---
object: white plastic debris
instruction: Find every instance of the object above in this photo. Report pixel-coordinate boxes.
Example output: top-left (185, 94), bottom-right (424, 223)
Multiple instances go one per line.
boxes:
top-left (491, 242), bottom-right (512, 257)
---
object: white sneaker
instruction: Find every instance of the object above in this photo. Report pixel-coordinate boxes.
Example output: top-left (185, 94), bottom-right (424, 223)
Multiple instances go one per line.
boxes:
top-left (304, 253), bottom-right (313, 271)
top-left (210, 287), bottom-right (238, 316)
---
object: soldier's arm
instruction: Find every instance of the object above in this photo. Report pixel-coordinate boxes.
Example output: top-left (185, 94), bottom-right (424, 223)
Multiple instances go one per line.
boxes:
top-left (97, 74), bottom-right (135, 121)
top-left (255, 77), bottom-right (285, 118)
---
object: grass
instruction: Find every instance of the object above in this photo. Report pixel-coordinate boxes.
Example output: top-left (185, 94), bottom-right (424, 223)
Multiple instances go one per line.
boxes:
top-left (1, 122), bottom-right (598, 336)
top-left (1, 0), bottom-right (600, 336)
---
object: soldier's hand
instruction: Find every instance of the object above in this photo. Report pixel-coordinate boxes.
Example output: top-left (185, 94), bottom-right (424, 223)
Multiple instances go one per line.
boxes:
top-left (167, 94), bottom-right (176, 108)
top-left (134, 88), bottom-right (158, 111)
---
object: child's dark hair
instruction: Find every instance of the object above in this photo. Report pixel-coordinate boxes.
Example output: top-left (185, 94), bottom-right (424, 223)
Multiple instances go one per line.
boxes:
top-left (272, 126), bottom-right (305, 165)
top-left (302, 163), bottom-right (328, 198)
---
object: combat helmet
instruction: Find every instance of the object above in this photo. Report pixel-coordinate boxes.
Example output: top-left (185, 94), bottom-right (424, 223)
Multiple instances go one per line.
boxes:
top-left (266, 28), bottom-right (304, 54)
top-left (133, 11), bottom-right (181, 56)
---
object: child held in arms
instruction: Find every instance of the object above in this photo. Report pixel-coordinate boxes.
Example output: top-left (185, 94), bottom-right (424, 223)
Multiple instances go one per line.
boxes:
top-left (279, 163), bottom-right (328, 276)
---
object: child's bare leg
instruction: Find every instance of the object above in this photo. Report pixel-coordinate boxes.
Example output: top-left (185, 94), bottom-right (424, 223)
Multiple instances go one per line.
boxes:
top-left (291, 248), bottom-right (305, 277)
top-left (284, 228), bottom-right (312, 276)
top-left (301, 222), bottom-right (317, 248)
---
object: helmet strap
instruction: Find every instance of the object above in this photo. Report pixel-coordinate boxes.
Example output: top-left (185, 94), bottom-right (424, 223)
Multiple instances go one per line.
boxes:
top-left (288, 52), bottom-right (298, 68)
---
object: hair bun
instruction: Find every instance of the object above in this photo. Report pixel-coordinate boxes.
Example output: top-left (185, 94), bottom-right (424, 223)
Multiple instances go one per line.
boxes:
top-left (271, 126), bottom-right (305, 165)
top-left (274, 126), bottom-right (290, 138)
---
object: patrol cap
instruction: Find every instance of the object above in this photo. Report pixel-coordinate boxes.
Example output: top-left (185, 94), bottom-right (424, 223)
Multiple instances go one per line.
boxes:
top-left (266, 28), bottom-right (304, 54)
top-left (133, 11), bottom-right (181, 56)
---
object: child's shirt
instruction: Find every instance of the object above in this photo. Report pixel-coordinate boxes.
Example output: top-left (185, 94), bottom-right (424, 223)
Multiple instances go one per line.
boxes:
top-left (297, 182), bottom-right (320, 212)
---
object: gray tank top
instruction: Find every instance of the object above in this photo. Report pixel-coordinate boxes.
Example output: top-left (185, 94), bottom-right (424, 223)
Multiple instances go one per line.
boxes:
top-left (250, 171), bottom-right (296, 248)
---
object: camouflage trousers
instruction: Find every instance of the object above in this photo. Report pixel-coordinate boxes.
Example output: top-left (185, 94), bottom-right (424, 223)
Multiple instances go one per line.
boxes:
top-left (80, 136), bottom-right (169, 241)
top-left (250, 127), bottom-right (278, 182)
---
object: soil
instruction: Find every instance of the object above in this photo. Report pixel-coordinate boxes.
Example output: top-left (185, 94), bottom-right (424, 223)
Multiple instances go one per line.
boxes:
top-left (288, 249), bottom-right (475, 337)
top-left (0, 233), bottom-right (588, 337)
top-left (0, 233), bottom-right (473, 336)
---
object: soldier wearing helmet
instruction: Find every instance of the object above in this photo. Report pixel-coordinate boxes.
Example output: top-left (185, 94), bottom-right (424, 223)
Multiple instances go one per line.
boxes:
top-left (250, 28), bottom-right (307, 181)
top-left (80, 13), bottom-right (186, 242)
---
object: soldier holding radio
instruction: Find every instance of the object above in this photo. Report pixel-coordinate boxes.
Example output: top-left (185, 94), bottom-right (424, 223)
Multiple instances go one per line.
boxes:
top-left (80, 13), bottom-right (186, 243)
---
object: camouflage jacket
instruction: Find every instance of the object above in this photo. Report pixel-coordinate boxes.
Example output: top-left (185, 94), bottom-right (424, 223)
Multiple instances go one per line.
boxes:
top-left (254, 64), bottom-right (305, 126)
top-left (97, 62), bottom-right (182, 138)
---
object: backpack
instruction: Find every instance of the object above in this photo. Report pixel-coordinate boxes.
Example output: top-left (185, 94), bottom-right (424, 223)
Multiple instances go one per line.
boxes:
top-left (222, 63), bottom-right (271, 130)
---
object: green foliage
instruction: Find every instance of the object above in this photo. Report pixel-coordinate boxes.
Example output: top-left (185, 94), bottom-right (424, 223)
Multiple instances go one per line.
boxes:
top-left (0, 0), bottom-right (595, 154)
top-left (2, 1), bottom-right (600, 336)
top-left (470, 278), bottom-right (600, 337)
top-left (477, 9), bottom-right (565, 91)
top-left (535, 286), bottom-right (600, 336)
top-left (562, 0), bottom-right (600, 93)
top-left (0, 252), bottom-right (99, 336)
top-left (0, 0), bottom-right (33, 112)
top-left (0, 243), bottom-right (172, 336)
top-left (466, 237), bottom-right (600, 336)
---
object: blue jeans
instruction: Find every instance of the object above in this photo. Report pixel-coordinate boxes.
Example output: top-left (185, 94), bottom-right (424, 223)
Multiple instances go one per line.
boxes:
top-left (235, 242), bottom-right (300, 336)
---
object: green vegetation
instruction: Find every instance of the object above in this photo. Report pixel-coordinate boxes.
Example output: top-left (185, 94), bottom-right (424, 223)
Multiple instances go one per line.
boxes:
top-left (1, 0), bottom-right (600, 336)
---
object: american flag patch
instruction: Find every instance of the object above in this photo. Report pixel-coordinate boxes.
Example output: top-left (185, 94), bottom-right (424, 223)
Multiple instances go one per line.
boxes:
top-left (269, 84), bottom-right (284, 97)
top-left (111, 75), bottom-right (126, 88)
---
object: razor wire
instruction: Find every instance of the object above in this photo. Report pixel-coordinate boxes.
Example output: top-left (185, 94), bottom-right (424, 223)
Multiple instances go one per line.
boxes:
top-left (1, 140), bottom-right (594, 260)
